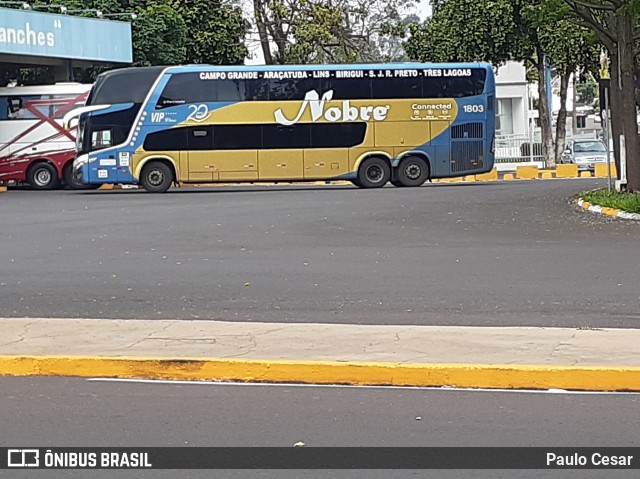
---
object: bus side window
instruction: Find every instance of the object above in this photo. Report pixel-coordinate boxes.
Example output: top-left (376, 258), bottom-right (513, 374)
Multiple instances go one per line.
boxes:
top-left (371, 77), bottom-right (422, 99)
top-left (91, 129), bottom-right (112, 149)
top-left (268, 78), bottom-right (321, 101)
top-left (215, 80), bottom-right (244, 102)
top-left (157, 73), bottom-right (212, 108)
top-left (320, 77), bottom-right (370, 100)
top-left (244, 78), bottom-right (270, 101)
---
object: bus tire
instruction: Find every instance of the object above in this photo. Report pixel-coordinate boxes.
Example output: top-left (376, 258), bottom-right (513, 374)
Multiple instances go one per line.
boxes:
top-left (27, 162), bottom-right (60, 190)
top-left (357, 157), bottom-right (390, 188)
top-left (140, 161), bottom-right (173, 193)
top-left (396, 156), bottom-right (429, 187)
top-left (63, 163), bottom-right (99, 190)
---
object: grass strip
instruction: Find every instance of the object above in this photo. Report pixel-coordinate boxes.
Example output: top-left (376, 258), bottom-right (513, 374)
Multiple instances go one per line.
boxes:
top-left (581, 188), bottom-right (640, 214)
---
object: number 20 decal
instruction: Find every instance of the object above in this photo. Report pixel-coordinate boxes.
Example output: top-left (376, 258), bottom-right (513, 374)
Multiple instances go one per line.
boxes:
top-left (463, 104), bottom-right (484, 113)
top-left (187, 104), bottom-right (211, 123)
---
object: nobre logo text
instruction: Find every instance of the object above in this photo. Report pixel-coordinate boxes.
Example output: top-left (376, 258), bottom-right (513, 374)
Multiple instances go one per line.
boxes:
top-left (274, 90), bottom-right (389, 126)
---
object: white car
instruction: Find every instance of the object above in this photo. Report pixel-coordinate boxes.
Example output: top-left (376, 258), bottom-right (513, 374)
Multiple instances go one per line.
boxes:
top-left (561, 139), bottom-right (608, 171)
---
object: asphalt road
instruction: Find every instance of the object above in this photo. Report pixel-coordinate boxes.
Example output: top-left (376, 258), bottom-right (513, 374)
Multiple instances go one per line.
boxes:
top-left (1, 179), bottom-right (639, 327)
top-left (1, 377), bottom-right (638, 478)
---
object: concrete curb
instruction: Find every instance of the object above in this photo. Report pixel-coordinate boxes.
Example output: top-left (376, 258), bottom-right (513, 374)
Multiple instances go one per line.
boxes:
top-left (577, 198), bottom-right (640, 221)
top-left (2, 355), bottom-right (640, 391)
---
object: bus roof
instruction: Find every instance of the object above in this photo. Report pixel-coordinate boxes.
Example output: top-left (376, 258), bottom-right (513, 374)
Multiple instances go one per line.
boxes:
top-left (100, 62), bottom-right (493, 77)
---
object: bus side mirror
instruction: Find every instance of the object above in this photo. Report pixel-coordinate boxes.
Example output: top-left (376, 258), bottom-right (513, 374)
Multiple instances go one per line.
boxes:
top-left (66, 118), bottom-right (79, 130)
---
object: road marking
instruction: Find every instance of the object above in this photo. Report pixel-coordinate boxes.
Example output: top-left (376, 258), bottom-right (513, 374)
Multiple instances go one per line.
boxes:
top-left (86, 378), bottom-right (640, 395)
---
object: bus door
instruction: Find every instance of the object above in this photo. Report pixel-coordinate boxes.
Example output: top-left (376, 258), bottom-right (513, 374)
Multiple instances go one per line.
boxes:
top-left (186, 126), bottom-right (217, 181)
top-left (187, 125), bottom-right (258, 181)
top-left (258, 124), bottom-right (304, 181)
top-left (303, 123), bottom-right (358, 179)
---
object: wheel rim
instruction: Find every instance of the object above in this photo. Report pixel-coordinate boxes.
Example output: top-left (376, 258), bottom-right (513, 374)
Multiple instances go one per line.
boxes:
top-left (148, 168), bottom-right (165, 187)
top-left (366, 164), bottom-right (384, 183)
top-left (404, 162), bottom-right (422, 180)
top-left (34, 168), bottom-right (51, 187)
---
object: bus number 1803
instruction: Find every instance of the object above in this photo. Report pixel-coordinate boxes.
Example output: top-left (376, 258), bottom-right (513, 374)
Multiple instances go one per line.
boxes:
top-left (463, 104), bottom-right (485, 113)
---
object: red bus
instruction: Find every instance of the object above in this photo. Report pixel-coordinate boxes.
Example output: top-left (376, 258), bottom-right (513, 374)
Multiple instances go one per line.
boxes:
top-left (0, 83), bottom-right (93, 189)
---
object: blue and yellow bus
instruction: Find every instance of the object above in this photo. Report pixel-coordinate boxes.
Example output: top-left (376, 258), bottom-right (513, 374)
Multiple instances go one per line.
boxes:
top-left (71, 63), bottom-right (495, 192)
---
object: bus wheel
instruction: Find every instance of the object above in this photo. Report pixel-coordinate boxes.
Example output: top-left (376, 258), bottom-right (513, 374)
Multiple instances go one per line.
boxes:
top-left (140, 161), bottom-right (173, 193)
top-left (357, 157), bottom-right (390, 188)
top-left (396, 156), bottom-right (429, 187)
top-left (63, 163), bottom-right (98, 190)
top-left (28, 162), bottom-right (60, 190)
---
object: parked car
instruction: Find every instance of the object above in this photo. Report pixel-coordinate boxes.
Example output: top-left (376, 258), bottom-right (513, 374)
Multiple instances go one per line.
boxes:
top-left (560, 139), bottom-right (608, 171)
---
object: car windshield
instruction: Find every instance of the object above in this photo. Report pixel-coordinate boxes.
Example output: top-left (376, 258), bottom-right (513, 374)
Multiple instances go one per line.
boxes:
top-left (574, 141), bottom-right (606, 153)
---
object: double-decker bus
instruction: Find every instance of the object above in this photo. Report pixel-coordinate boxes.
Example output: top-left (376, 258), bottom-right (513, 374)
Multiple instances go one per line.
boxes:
top-left (71, 63), bottom-right (495, 192)
top-left (0, 83), bottom-right (92, 189)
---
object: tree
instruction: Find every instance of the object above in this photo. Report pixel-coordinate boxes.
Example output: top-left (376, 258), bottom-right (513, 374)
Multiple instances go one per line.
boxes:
top-left (576, 78), bottom-right (598, 105)
top-left (174, 0), bottom-right (248, 65)
top-left (523, 0), bottom-right (600, 164)
top-left (562, 0), bottom-right (640, 192)
top-left (251, 0), bottom-right (416, 64)
top-left (132, 0), bottom-right (187, 66)
top-left (404, 0), bottom-right (601, 168)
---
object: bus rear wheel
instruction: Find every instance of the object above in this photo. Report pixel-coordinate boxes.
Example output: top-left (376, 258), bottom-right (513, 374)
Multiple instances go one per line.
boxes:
top-left (140, 161), bottom-right (173, 193)
top-left (357, 157), bottom-right (390, 188)
top-left (27, 162), bottom-right (60, 190)
top-left (395, 156), bottom-right (429, 187)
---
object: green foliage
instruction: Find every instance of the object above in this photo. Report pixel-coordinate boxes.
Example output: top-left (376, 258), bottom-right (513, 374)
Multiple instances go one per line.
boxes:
top-left (405, 0), bottom-right (600, 77)
top-left (174, 0), bottom-right (248, 65)
top-left (404, 0), bottom-right (518, 64)
top-left (581, 188), bottom-right (640, 213)
top-left (576, 79), bottom-right (597, 105)
top-left (133, 0), bottom-right (187, 66)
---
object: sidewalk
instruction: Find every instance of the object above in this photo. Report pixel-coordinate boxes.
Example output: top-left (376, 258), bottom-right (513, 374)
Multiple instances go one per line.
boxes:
top-left (2, 318), bottom-right (640, 391)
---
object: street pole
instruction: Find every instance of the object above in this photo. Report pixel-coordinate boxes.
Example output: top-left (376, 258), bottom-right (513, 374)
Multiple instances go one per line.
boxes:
top-left (603, 91), bottom-right (612, 192)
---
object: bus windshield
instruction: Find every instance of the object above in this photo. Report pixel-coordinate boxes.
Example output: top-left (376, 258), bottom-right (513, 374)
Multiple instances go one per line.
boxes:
top-left (86, 66), bottom-right (165, 106)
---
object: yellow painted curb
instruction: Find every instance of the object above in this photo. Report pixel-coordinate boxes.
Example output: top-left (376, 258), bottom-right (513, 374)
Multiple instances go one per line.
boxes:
top-left (475, 169), bottom-right (498, 181)
top-left (1, 355), bottom-right (640, 391)
top-left (0, 186), bottom-right (7, 193)
top-left (516, 165), bottom-right (539, 180)
top-left (503, 173), bottom-right (515, 181)
top-left (594, 163), bottom-right (617, 178)
top-left (556, 164), bottom-right (578, 178)
top-left (464, 175), bottom-right (476, 182)
top-left (541, 172), bottom-right (554, 179)
top-left (580, 171), bottom-right (592, 178)
top-left (601, 207), bottom-right (620, 217)
top-left (581, 201), bottom-right (591, 209)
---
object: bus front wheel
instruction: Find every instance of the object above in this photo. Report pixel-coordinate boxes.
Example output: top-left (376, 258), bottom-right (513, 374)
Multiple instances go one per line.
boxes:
top-left (27, 162), bottom-right (60, 190)
top-left (140, 161), bottom-right (173, 193)
top-left (395, 156), bottom-right (429, 187)
top-left (357, 157), bottom-right (390, 188)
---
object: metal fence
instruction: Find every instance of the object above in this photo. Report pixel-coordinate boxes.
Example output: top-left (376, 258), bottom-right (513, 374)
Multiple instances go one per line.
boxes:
top-left (495, 131), bottom-right (601, 165)
top-left (495, 134), bottom-right (543, 164)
